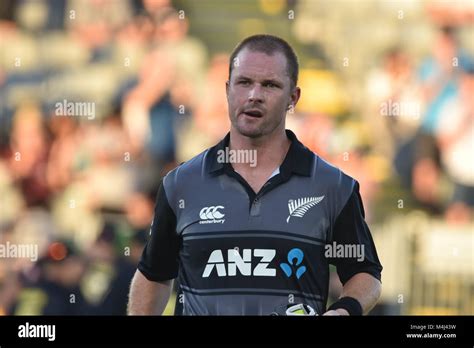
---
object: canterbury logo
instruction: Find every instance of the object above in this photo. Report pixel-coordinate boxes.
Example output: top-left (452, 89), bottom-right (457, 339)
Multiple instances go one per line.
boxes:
top-left (286, 196), bottom-right (324, 223)
top-left (199, 206), bottom-right (225, 224)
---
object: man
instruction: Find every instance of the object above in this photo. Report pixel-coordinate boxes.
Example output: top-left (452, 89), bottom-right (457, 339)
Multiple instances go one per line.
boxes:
top-left (128, 34), bottom-right (382, 316)
top-left (9, 241), bottom-right (89, 315)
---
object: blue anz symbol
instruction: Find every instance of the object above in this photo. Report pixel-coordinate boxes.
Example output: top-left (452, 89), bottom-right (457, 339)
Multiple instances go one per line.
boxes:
top-left (280, 248), bottom-right (307, 279)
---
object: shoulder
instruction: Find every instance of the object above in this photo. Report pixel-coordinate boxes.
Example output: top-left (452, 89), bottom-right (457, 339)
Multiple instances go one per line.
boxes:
top-left (313, 155), bottom-right (358, 214)
top-left (314, 155), bottom-right (357, 192)
top-left (161, 148), bottom-right (211, 198)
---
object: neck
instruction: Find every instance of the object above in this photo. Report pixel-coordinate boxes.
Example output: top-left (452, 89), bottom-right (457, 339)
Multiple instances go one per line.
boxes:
top-left (229, 127), bottom-right (291, 172)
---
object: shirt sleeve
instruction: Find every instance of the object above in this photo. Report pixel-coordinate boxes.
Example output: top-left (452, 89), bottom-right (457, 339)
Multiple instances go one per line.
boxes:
top-left (138, 179), bottom-right (181, 281)
top-left (328, 181), bottom-right (383, 285)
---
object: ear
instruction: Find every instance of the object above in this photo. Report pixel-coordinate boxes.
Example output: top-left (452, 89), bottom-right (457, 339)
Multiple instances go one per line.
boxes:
top-left (225, 80), bottom-right (230, 100)
top-left (289, 86), bottom-right (301, 110)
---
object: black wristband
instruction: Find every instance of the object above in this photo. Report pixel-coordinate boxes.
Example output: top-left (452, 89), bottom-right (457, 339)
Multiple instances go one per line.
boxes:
top-left (327, 297), bottom-right (363, 316)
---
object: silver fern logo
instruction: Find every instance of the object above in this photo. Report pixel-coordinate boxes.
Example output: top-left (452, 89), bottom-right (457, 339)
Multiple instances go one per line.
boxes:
top-left (286, 196), bottom-right (325, 223)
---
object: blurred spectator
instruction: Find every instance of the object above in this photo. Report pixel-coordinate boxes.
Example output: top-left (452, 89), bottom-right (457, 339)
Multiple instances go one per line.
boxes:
top-left (178, 54), bottom-right (230, 161)
top-left (67, 0), bottom-right (133, 61)
top-left (418, 27), bottom-right (463, 135)
top-left (393, 27), bottom-right (473, 213)
top-left (80, 114), bottom-right (134, 211)
top-left (80, 222), bottom-right (137, 315)
top-left (124, 191), bottom-right (155, 230)
top-left (365, 47), bottom-right (422, 158)
top-left (8, 104), bottom-right (50, 207)
top-left (46, 117), bottom-right (78, 193)
top-left (8, 240), bottom-right (88, 315)
top-left (194, 54), bottom-right (230, 142)
top-left (122, 6), bottom-right (207, 172)
top-left (435, 64), bottom-right (474, 223)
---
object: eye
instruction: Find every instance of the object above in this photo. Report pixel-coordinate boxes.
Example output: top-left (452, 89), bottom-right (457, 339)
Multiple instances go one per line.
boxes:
top-left (238, 80), bottom-right (250, 86)
top-left (264, 82), bottom-right (278, 88)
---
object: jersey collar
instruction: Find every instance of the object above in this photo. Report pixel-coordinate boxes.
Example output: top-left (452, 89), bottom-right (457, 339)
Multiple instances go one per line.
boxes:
top-left (206, 129), bottom-right (314, 178)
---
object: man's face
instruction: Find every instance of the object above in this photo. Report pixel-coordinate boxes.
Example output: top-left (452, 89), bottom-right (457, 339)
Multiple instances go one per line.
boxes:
top-left (226, 48), bottom-right (300, 138)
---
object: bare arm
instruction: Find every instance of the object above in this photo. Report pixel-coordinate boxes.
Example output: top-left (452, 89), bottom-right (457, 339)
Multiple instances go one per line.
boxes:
top-left (324, 272), bottom-right (382, 316)
top-left (127, 270), bottom-right (173, 315)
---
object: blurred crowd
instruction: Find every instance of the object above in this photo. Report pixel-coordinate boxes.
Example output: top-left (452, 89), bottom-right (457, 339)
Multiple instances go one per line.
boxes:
top-left (363, 26), bottom-right (474, 222)
top-left (0, 0), bottom-right (218, 315)
top-left (0, 0), bottom-right (473, 315)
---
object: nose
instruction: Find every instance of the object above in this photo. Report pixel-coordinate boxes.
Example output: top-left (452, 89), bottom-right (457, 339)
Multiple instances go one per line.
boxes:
top-left (248, 84), bottom-right (264, 103)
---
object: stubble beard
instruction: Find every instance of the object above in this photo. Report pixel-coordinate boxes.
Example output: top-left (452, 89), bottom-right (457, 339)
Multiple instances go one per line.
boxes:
top-left (231, 112), bottom-right (285, 139)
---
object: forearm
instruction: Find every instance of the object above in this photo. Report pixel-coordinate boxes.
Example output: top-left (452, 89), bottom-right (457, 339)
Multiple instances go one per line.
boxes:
top-left (127, 270), bottom-right (173, 315)
top-left (339, 272), bottom-right (382, 315)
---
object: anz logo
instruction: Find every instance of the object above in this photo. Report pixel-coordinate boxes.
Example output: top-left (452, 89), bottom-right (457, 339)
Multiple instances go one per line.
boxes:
top-left (280, 248), bottom-right (307, 279)
top-left (202, 249), bottom-right (276, 277)
top-left (202, 248), bottom-right (307, 279)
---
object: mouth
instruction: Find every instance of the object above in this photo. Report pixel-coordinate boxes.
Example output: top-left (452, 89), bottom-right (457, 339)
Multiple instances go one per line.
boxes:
top-left (241, 109), bottom-right (264, 118)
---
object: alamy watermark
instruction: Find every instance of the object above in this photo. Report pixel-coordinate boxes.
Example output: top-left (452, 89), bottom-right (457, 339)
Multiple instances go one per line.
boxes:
top-left (380, 99), bottom-right (420, 119)
top-left (0, 241), bottom-right (38, 262)
top-left (217, 147), bottom-right (257, 167)
top-left (55, 99), bottom-right (95, 120)
top-left (18, 322), bottom-right (55, 341)
top-left (324, 241), bottom-right (365, 262)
